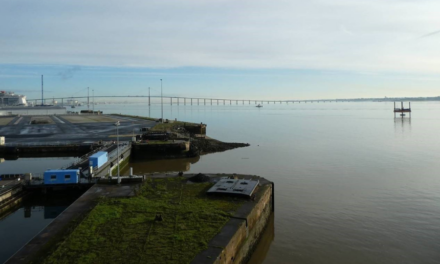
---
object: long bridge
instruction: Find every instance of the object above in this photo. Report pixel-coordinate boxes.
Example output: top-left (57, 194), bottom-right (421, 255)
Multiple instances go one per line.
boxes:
top-left (27, 95), bottom-right (355, 106)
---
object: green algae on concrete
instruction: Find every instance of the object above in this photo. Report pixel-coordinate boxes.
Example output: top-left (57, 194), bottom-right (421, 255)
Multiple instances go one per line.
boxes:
top-left (41, 177), bottom-right (242, 264)
top-left (110, 157), bottom-right (129, 176)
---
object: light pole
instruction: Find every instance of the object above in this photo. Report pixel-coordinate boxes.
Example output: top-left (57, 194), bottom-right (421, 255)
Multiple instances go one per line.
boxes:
top-left (92, 89), bottom-right (95, 114)
top-left (114, 121), bottom-right (120, 183)
top-left (87, 87), bottom-right (89, 110)
top-left (160, 79), bottom-right (163, 123)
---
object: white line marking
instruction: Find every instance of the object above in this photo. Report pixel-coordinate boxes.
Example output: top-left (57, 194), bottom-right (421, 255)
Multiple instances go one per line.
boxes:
top-left (14, 117), bottom-right (23, 125)
top-left (52, 116), bottom-right (65, 124)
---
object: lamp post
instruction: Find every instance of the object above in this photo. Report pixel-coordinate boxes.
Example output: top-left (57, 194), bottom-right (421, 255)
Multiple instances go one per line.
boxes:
top-left (92, 89), bottom-right (95, 114)
top-left (160, 79), bottom-right (163, 123)
top-left (114, 121), bottom-right (120, 183)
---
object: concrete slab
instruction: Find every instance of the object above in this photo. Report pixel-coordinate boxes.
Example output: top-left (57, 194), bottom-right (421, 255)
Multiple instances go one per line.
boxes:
top-left (60, 115), bottom-right (119, 123)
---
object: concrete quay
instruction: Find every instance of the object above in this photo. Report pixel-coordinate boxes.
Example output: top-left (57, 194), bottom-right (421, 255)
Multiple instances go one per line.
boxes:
top-left (0, 114), bottom-right (156, 145)
top-left (7, 173), bottom-right (274, 264)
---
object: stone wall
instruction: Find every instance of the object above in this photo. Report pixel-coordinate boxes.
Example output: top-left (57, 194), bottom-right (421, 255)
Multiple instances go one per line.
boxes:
top-left (192, 182), bottom-right (274, 264)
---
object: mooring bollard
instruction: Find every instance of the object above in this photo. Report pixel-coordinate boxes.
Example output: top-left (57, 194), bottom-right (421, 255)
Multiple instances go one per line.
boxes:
top-left (130, 167), bottom-right (133, 176)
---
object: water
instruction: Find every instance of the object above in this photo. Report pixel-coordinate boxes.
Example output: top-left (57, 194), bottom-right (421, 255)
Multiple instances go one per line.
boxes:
top-left (0, 157), bottom-right (80, 263)
top-left (3, 102), bottom-right (440, 263)
top-left (0, 191), bottom-right (86, 264)
top-left (0, 157), bottom-right (78, 175)
top-left (103, 101), bottom-right (440, 264)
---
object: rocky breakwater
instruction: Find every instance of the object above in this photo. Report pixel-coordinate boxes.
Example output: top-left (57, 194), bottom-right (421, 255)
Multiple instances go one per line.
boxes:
top-left (189, 137), bottom-right (249, 156)
top-left (132, 119), bottom-right (250, 159)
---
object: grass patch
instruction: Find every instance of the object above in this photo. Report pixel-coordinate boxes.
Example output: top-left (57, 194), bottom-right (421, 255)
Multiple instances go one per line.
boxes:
top-left (41, 177), bottom-right (241, 264)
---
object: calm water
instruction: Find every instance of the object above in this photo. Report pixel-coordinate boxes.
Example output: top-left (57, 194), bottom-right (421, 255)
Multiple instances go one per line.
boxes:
top-left (3, 101), bottom-right (440, 263)
top-left (0, 157), bottom-right (79, 263)
top-left (104, 101), bottom-right (440, 264)
top-left (0, 157), bottom-right (78, 175)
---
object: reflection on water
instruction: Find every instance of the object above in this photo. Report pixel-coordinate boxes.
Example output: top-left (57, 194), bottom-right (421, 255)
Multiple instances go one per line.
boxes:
top-left (123, 156), bottom-right (200, 174)
top-left (394, 116), bottom-right (412, 134)
top-left (248, 213), bottom-right (275, 264)
top-left (0, 191), bottom-right (86, 264)
top-left (0, 157), bottom-right (78, 175)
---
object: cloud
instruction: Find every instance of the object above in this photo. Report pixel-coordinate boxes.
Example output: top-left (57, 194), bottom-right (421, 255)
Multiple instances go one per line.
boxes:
top-left (1, 0), bottom-right (440, 74)
top-left (418, 29), bottom-right (440, 39)
top-left (57, 66), bottom-right (81, 80)
top-left (340, 25), bottom-right (354, 36)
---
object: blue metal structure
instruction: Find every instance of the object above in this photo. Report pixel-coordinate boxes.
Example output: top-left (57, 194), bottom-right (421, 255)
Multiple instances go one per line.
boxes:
top-left (43, 169), bottom-right (80, 185)
top-left (89, 151), bottom-right (108, 169)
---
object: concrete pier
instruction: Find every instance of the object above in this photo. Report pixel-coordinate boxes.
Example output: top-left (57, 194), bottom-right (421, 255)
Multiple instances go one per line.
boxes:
top-left (192, 174), bottom-right (274, 264)
top-left (7, 173), bottom-right (274, 264)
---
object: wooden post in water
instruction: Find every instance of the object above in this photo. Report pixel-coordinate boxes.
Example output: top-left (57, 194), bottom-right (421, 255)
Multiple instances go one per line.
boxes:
top-left (394, 102), bottom-right (396, 118)
top-left (401, 102), bottom-right (403, 119)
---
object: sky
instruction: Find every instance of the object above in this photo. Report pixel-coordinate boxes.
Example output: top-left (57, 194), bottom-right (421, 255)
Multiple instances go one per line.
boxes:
top-left (1, 0), bottom-right (440, 100)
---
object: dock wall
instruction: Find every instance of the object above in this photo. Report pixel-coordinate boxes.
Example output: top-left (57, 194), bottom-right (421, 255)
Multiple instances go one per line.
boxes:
top-left (0, 183), bottom-right (22, 203)
top-left (131, 141), bottom-right (190, 157)
top-left (96, 145), bottom-right (132, 177)
top-left (0, 144), bottom-right (94, 156)
top-left (192, 183), bottom-right (274, 264)
top-left (0, 183), bottom-right (28, 217)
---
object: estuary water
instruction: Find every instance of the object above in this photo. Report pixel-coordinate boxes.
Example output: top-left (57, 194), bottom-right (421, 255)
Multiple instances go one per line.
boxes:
top-left (2, 101), bottom-right (440, 264)
top-left (103, 101), bottom-right (440, 264)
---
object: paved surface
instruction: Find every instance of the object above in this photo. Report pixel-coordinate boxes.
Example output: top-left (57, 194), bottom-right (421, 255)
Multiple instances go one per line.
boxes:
top-left (0, 117), bottom-right (14, 126)
top-left (0, 114), bottom-right (156, 144)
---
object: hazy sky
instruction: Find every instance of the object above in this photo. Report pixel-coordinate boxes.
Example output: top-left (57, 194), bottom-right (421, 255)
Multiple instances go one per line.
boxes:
top-left (1, 0), bottom-right (440, 100)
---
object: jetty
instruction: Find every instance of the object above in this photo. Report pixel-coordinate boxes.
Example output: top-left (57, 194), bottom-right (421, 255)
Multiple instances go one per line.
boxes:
top-left (394, 102), bottom-right (411, 118)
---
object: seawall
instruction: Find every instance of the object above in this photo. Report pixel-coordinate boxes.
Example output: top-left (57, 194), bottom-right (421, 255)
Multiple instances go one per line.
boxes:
top-left (192, 176), bottom-right (274, 264)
